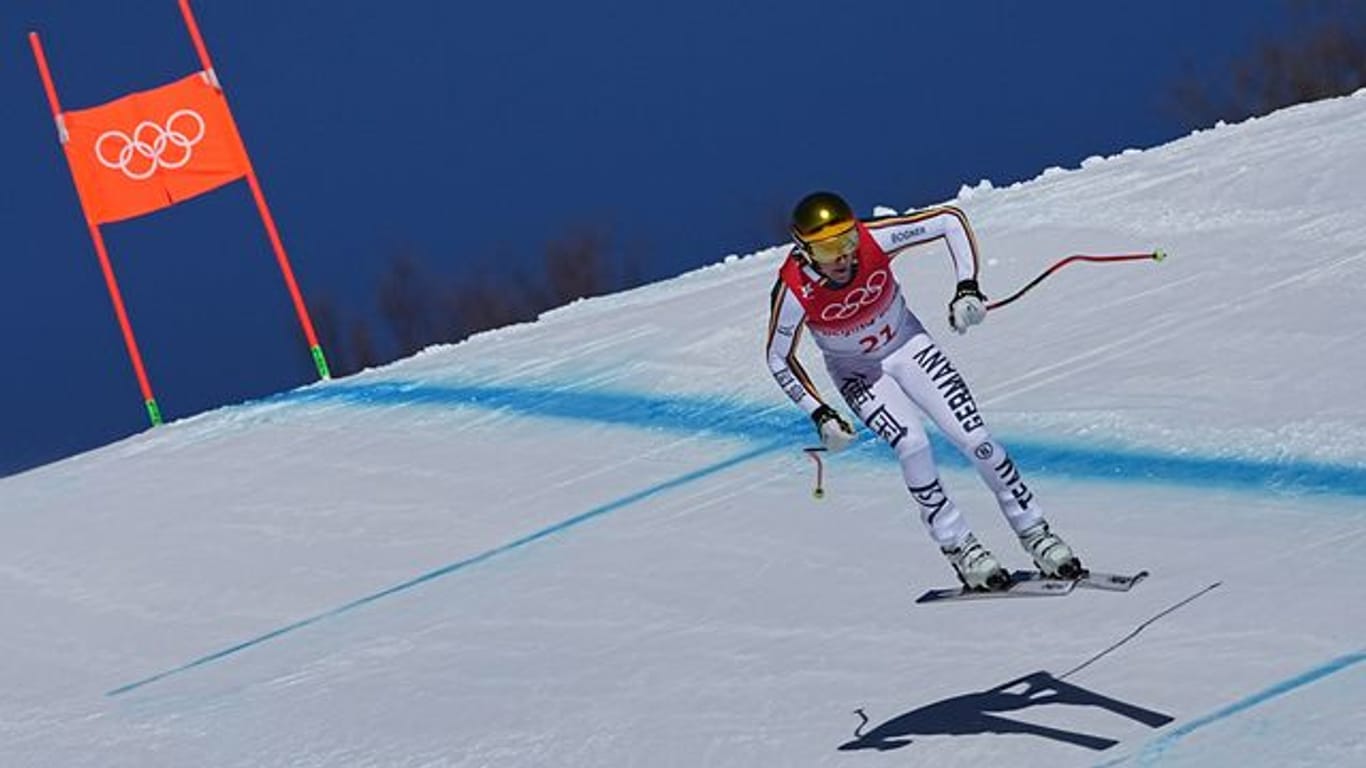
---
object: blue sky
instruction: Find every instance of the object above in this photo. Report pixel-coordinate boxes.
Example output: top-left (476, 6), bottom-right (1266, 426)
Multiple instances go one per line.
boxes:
top-left (0, 1), bottom-right (1300, 476)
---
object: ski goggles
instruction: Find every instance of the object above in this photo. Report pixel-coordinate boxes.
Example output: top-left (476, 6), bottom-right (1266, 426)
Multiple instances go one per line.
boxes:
top-left (802, 226), bottom-right (860, 264)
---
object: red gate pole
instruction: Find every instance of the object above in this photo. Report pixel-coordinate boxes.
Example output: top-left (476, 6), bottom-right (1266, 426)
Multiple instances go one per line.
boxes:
top-left (29, 32), bottom-right (164, 427)
top-left (177, 0), bottom-right (332, 381)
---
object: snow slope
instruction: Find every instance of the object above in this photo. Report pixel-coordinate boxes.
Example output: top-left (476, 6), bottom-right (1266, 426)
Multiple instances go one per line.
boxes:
top-left (3, 91), bottom-right (1365, 767)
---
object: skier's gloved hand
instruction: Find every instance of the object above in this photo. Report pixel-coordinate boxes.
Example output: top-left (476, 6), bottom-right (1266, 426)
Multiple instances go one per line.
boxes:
top-left (948, 279), bottom-right (988, 334)
top-left (811, 404), bottom-right (856, 452)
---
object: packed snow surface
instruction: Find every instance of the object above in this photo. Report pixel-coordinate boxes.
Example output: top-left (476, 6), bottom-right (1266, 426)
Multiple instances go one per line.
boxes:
top-left (3, 91), bottom-right (1365, 766)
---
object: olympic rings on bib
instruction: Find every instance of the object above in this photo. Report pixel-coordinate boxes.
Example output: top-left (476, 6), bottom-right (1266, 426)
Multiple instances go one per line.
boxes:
top-left (820, 269), bottom-right (889, 322)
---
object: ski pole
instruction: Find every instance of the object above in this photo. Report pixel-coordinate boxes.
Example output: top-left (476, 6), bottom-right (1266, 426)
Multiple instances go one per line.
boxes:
top-left (987, 250), bottom-right (1166, 312)
top-left (804, 447), bottom-right (827, 499)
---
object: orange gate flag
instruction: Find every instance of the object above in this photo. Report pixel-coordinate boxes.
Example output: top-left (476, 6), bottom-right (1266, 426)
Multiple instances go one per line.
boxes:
top-left (62, 71), bottom-right (249, 225)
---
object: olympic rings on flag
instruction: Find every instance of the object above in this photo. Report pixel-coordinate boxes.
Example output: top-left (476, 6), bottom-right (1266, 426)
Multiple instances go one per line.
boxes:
top-left (94, 109), bottom-right (206, 181)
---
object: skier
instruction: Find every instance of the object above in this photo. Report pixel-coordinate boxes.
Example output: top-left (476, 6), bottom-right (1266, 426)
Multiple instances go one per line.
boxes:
top-left (764, 191), bottom-right (1083, 590)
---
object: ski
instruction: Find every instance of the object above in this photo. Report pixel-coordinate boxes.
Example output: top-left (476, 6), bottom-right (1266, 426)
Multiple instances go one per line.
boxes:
top-left (915, 570), bottom-right (1148, 605)
top-left (915, 576), bottom-right (1076, 604)
top-left (1010, 569), bottom-right (1150, 592)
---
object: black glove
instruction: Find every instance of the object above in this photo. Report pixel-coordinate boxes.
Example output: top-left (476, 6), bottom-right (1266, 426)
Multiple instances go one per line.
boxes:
top-left (811, 405), bottom-right (856, 451)
top-left (948, 279), bottom-right (988, 334)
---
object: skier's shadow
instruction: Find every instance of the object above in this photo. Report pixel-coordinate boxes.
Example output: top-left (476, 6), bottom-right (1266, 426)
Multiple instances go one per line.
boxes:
top-left (838, 671), bottom-right (1173, 752)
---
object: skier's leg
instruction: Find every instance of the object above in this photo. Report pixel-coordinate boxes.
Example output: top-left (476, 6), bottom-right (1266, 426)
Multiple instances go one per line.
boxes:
top-left (883, 335), bottom-right (1083, 577)
top-left (881, 335), bottom-right (1043, 532)
top-left (828, 360), bottom-right (1008, 589)
top-left (828, 362), bottom-right (956, 544)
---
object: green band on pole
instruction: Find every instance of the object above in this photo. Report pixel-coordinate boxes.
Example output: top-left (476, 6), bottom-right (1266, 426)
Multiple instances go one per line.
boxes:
top-left (145, 398), bottom-right (163, 426)
top-left (311, 345), bottom-right (332, 381)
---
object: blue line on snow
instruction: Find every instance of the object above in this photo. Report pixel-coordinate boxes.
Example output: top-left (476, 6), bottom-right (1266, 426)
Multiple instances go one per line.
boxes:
top-left (106, 441), bottom-right (785, 697)
top-left (277, 381), bottom-right (1366, 499)
top-left (1100, 650), bottom-right (1366, 766)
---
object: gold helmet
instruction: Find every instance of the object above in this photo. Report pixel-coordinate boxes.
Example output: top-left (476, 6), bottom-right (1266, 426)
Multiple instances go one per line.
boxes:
top-left (791, 191), bottom-right (859, 264)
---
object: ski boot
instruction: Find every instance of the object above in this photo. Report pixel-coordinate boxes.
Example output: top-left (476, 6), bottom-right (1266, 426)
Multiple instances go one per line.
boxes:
top-left (942, 533), bottom-right (1011, 591)
top-left (1018, 521), bottom-right (1084, 579)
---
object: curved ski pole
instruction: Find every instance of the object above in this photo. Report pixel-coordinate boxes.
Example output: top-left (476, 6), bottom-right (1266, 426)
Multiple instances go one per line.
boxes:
top-left (804, 447), bottom-right (827, 499)
top-left (987, 250), bottom-right (1166, 312)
